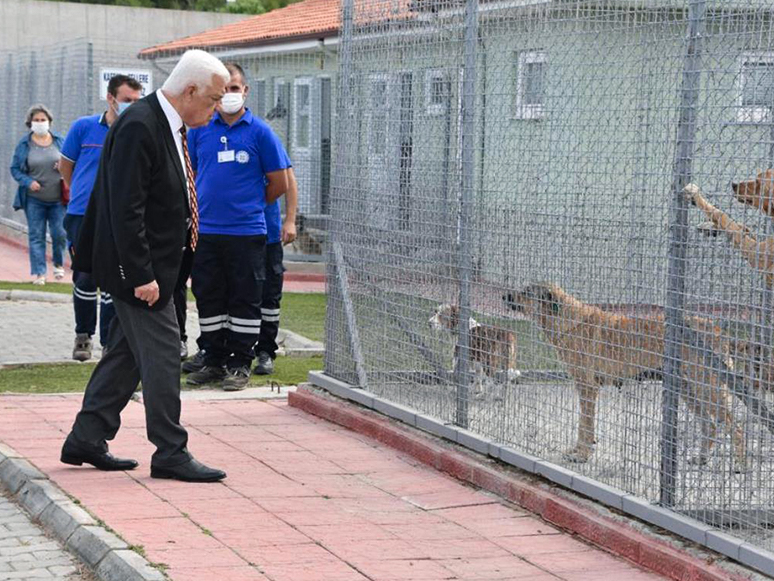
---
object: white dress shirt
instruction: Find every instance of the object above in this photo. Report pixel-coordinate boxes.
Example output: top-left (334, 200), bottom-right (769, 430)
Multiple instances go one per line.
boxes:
top-left (156, 89), bottom-right (191, 223)
top-left (156, 89), bottom-right (187, 184)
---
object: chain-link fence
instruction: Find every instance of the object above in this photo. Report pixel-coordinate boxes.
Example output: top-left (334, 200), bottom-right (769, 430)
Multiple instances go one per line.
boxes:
top-left (0, 38), bottom-right (166, 224)
top-left (2, 38), bottom-right (328, 260)
top-left (315, 0), bottom-right (774, 574)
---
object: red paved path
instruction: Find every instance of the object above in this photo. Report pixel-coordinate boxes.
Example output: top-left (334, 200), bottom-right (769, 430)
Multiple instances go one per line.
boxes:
top-left (0, 234), bottom-right (71, 283)
top-left (0, 394), bottom-right (665, 581)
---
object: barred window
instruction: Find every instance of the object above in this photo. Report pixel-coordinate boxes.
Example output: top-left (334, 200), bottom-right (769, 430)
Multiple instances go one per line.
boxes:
top-left (294, 78), bottom-right (311, 150)
top-left (369, 77), bottom-right (389, 155)
top-left (425, 69), bottom-right (450, 116)
top-left (738, 54), bottom-right (774, 123)
top-left (252, 79), bottom-right (266, 118)
top-left (515, 51), bottom-right (547, 120)
top-left (274, 78), bottom-right (287, 109)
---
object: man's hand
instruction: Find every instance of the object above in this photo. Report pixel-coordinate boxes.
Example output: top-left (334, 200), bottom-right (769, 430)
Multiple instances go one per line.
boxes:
top-left (281, 219), bottom-right (297, 245)
top-left (29, 181), bottom-right (41, 192)
top-left (134, 280), bottom-right (160, 307)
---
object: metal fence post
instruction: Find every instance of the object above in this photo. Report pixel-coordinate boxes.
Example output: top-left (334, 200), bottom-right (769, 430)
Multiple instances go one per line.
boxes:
top-left (86, 42), bottom-right (94, 115)
top-left (755, 95), bottom-right (774, 399)
top-left (661, 0), bottom-right (707, 509)
top-left (454, 0), bottom-right (479, 429)
top-left (324, 0), bottom-right (363, 384)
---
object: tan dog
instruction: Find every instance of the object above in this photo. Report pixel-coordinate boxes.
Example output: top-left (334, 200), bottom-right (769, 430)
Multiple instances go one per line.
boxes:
top-left (732, 169), bottom-right (774, 217)
top-left (729, 339), bottom-right (774, 393)
top-left (684, 183), bottom-right (774, 287)
top-left (504, 283), bottom-right (746, 470)
top-left (685, 181), bottom-right (774, 392)
top-left (429, 304), bottom-right (520, 399)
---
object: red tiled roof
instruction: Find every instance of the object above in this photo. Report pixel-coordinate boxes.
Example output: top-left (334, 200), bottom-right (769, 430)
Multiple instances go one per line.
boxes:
top-left (139, 0), bottom-right (341, 58)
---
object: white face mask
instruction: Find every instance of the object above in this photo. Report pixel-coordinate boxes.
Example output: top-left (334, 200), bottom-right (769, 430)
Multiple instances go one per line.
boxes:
top-left (30, 121), bottom-right (50, 136)
top-left (220, 92), bottom-right (245, 115)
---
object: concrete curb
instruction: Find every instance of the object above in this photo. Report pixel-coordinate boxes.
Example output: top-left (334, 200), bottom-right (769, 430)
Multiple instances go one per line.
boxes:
top-left (0, 289), bottom-right (71, 303)
top-left (0, 444), bottom-right (165, 581)
top-left (288, 386), bottom-right (760, 581)
top-left (277, 328), bottom-right (324, 357)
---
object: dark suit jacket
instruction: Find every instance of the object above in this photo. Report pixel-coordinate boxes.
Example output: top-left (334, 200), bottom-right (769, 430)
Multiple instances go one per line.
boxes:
top-left (73, 92), bottom-right (190, 311)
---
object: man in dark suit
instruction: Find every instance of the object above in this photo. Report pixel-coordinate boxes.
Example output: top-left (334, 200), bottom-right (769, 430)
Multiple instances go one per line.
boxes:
top-left (60, 50), bottom-right (230, 483)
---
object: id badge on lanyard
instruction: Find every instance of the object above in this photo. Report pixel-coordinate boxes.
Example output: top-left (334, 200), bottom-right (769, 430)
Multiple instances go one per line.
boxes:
top-left (218, 136), bottom-right (235, 163)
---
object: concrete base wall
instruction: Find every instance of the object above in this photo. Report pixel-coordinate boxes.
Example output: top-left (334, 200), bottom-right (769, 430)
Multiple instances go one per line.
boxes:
top-left (0, 0), bottom-right (247, 53)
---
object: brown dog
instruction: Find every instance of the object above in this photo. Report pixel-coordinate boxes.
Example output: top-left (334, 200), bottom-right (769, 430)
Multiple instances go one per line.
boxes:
top-left (684, 183), bottom-right (774, 287)
top-left (429, 304), bottom-right (520, 399)
top-left (504, 283), bottom-right (746, 470)
top-left (732, 169), bottom-right (774, 217)
top-left (728, 339), bottom-right (774, 393)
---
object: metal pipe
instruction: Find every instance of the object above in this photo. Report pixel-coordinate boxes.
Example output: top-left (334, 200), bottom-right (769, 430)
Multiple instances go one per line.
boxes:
top-left (661, 0), bottom-right (707, 509)
top-left (454, 0), bottom-right (479, 429)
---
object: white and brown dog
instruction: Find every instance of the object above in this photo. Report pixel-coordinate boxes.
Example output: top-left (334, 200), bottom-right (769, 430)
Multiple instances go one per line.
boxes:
top-left (429, 304), bottom-right (521, 399)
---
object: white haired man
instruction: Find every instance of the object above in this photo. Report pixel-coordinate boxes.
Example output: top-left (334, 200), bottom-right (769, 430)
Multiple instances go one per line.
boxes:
top-left (60, 50), bottom-right (229, 483)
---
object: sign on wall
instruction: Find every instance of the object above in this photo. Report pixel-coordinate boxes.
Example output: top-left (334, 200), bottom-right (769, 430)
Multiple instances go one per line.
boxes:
top-left (99, 68), bottom-right (153, 100)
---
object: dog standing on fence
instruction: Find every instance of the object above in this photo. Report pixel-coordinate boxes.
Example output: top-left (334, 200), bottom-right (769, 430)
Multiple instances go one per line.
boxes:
top-left (685, 180), bottom-right (774, 392)
top-left (429, 304), bottom-right (521, 400)
top-left (684, 182), bottom-right (774, 288)
top-left (504, 283), bottom-right (747, 471)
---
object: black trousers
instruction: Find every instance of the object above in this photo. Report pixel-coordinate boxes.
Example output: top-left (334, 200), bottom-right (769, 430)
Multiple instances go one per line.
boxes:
top-left (65, 297), bottom-right (191, 468)
top-left (191, 234), bottom-right (265, 369)
top-left (255, 242), bottom-right (285, 359)
top-left (64, 214), bottom-right (115, 346)
top-left (174, 247), bottom-right (194, 344)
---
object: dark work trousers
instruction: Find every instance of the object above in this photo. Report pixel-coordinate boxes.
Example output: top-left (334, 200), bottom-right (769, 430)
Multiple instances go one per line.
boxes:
top-left (174, 247), bottom-right (195, 345)
top-left (191, 234), bottom-right (266, 370)
top-left (255, 242), bottom-right (285, 360)
top-left (65, 297), bottom-right (191, 468)
top-left (64, 214), bottom-right (115, 347)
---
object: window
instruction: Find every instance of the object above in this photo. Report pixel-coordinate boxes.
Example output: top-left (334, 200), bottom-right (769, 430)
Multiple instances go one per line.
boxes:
top-left (515, 51), bottom-right (547, 120)
top-left (370, 77), bottom-right (389, 156)
top-left (425, 69), bottom-right (450, 116)
top-left (294, 78), bottom-right (312, 150)
top-left (738, 53), bottom-right (774, 123)
top-left (266, 78), bottom-right (288, 120)
top-left (252, 79), bottom-right (266, 118)
top-left (275, 78), bottom-right (287, 108)
top-left (347, 73), bottom-right (358, 115)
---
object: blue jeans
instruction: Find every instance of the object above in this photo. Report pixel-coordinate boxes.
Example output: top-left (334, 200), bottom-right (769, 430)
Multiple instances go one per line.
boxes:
top-left (24, 197), bottom-right (66, 276)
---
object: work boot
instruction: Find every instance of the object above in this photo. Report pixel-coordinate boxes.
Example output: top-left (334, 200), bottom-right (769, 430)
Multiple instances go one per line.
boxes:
top-left (254, 351), bottom-right (275, 375)
top-left (181, 349), bottom-right (207, 374)
top-left (186, 365), bottom-right (226, 386)
top-left (73, 334), bottom-right (92, 362)
top-left (223, 366), bottom-right (251, 391)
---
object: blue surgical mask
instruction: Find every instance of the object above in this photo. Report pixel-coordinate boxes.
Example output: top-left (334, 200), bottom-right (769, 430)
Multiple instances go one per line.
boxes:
top-left (116, 102), bottom-right (132, 115)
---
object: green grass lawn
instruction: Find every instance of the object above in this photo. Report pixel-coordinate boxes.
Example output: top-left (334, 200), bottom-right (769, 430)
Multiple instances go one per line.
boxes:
top-left (0, 280), bottom-right (326, 343)
top-left (0, 280), bottom-right (72, 294)
top-left (279, 293), bottom-right (326, 343)
top-left (0, 356), bottom-right (323, 394)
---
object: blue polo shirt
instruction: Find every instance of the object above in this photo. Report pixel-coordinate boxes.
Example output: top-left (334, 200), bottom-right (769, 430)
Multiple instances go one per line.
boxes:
top-left (60, 113), bottom-right (109, 216)
top-left (265, 151), bottom-right (293, 245)
top-left (188, 109), bottom-right (289, 236)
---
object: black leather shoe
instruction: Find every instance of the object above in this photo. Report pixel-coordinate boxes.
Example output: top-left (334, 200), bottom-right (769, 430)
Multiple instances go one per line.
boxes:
top-left (150, 458), bottom-right (226, 483)
top-left (60, 444), bottom-right (138, 471)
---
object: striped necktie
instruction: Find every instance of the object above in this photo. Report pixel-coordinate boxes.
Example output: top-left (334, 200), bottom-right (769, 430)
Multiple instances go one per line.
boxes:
top-left (179, 126), bottom-right (199, 251)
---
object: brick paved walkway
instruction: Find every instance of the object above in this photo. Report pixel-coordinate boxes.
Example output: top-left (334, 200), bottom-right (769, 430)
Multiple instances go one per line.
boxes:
top-left (0, 394), bottom-right (666, 581)
top-left (0, 236), bottom-right (71, 286)
top-left (0, 488), bottom-right (91, 580)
